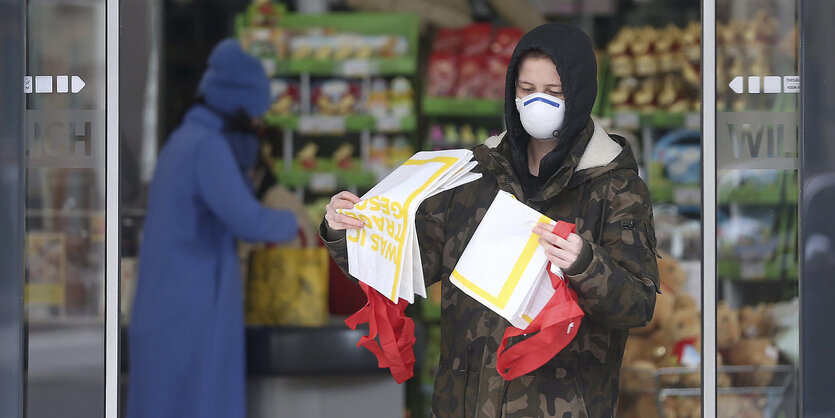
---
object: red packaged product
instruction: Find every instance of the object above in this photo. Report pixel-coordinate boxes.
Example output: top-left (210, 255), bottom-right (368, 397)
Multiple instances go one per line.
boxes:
top-left (427, 52), bottom-right (459, 97)
top-left (455, 54), bottom-right (487, 98)
top-left (491, 27), bottom-right (523, 57)
top-left (483, 54), bottom-right (511, 99)
top-left (432, 27), bottom-right (462, 53)
top-left (461, 23), bottom-right (493, 56)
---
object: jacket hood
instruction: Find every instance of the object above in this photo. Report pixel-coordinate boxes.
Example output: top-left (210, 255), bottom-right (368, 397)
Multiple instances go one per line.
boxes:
top-left (504, 23), bottom-right (598, 194)
top-left (198, 38), bottom-right (271, 118)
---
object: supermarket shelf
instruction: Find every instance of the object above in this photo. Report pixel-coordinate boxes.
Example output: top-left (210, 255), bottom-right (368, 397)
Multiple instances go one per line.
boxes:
top-left (265, 57), bottom-right (416, 77)
top-left (422, 97), bottom-right (504, 117)
top-left (718, 183), bottom-right (798, 205)
top-left (621, 364), bottom-right (795, 396)
top-left (612, 111), bottom-right (701, 130)
top-left (246, 325), bottom-right (384, 376)
top-left (648, 181), bottom-right (700, 208)
top-left (717, 258), bottom-right (798, 281)
top-left (275, 159), bottom-right (377, 190)
top-left (237, 12), bottom-right (418, 77)
top-left (263, 114), bottom-right (416, 133)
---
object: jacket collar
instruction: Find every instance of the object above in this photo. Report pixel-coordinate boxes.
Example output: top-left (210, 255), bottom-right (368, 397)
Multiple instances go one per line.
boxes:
top-left (484, 120), bottom-right (621, 171)
top-left (479, 120), bottom-right (625, 200)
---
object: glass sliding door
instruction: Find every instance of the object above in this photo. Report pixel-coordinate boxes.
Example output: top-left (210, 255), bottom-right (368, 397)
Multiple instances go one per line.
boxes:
top-left (0, 0), bottom-right (26, 417)
top-left (709, 0), bottom-right (800, 416)
top-left (24, 0), bottom-right (118, 416)
top-left (799, 0), bottom-right (835, 416)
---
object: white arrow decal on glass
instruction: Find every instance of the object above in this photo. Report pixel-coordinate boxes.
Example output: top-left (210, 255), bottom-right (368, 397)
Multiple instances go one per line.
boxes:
top-left (729, 75), bottom-right (799, 94)
top-left (24, 75), bottom-right (86, 94)
top-left (729, 76), bottom-right (744, 94)
top-left (71, 76), bottom-right (86, 93)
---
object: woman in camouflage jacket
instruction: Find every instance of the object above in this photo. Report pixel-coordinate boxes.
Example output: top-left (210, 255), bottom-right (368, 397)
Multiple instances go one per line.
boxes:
top-left (322, 23), bottom-right (659, 418)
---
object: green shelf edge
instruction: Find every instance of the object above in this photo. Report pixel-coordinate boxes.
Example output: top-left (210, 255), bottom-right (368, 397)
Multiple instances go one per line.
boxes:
top-left (262, 114), bottom-right (416, 133)
top-left (717, 259), bottom-right (798, 281)
top-left (274, 160), bottom-right (377, 189)
top-left (718, 183), bottom-right (798, 205)
top-left (422, 97), bottom-right (504, 117)
top-left (611, 112), bottom-right (700, 129)
top-left (263, 56), bottom-right (416, 76)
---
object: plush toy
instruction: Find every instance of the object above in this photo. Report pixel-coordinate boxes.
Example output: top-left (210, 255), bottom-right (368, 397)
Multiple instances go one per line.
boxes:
top-left (623, 331), bottom-right (667, 367)
top-left (717, 352), bottom-right (733, 388)
top-left (739, 303), bottom-right (775, 339)
top-left (619, 360), bottom-right (658, 393)
top-left (671, 396), bottom-right (701, 418)
top-left (658, 251), bottom-right (688, 294)
top-left (632, 252), bottom-right (684, 336)
top-left (718, 394), bottom-right (766, 418)
top-left (727, 338), bottom-right (779, 387)
top-left (717, 300), bottom-right (742, 350)
top-left (621, 330), bottom-right (668, 394)
top-left (618, 394), bottom-right (659, 418)
top-left (660, 307), bottom-right (701, 387)
top-left (675, 291), bottom-right (698, 312)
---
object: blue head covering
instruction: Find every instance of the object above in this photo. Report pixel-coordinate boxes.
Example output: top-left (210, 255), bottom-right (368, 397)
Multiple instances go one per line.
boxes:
top-left (198, 38), bottom-right (271, 118)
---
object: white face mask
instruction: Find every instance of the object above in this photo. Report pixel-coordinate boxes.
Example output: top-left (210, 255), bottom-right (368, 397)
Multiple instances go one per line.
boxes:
top-left (515, 92), bottom-right (566, 140)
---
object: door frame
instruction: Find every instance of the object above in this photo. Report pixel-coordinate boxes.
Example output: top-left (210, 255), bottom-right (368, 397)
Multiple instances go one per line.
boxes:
top-left (0, 0), bottom-right (26, 416)
top-left (106, 0), bottom-right (120, 415)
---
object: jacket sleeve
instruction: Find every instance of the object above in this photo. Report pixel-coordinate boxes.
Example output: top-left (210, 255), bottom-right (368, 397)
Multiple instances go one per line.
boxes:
top-left (318, 191), bottom-right (449, 288)
top-left (319, 220), bottom-right (351, 280)
top-left (414, 192), bottom-right (448, 287)
top-left (194, 135), bottom-right (298, 243)
top-left (565, 173), bottom-right (660, 330)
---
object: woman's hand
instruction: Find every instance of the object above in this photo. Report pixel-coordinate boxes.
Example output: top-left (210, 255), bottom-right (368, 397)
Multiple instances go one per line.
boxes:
top-left (325, 191), bottom-right (365, 230)
top-left (533, 223), bottom-right (584, 270)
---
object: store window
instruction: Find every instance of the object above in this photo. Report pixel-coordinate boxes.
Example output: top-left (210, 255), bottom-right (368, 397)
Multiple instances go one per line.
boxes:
top-left (714, 1), bottom-right (799, 416)
top-left (9, 0), bottom-right (821, 416)
top-left (611, 1), bottom-right (799, 417)
top-left (24, 1), bottom-right (107, 417)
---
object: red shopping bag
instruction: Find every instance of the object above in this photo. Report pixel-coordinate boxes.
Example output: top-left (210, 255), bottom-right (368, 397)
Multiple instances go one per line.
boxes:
top-left (496, 221), bottom-right (585, 380)
top-left (345, 283), bottom-right (416, 383)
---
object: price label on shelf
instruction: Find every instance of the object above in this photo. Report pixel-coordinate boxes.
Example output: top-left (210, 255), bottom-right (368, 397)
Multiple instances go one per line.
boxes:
top-left (309, 172), bottom-right (338, 192)
top-left (339, 59), bottom-right (379, 77)
top-left (375, 115), bottom-right (402, 132)
top-left (673, 187), bottom-right (700, 206)
top-left (740, 258), bottom-right (766, 280)
top-left (299, 116), bottom-right (347, 134)
top-left (614, 112), bottom-right (640, 130)
top-left (685, 113), bottom-right (701, 130)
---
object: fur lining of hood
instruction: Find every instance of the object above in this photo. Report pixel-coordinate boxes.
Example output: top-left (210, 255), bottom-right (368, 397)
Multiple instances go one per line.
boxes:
top-left (484, 120), bottom-right (622, 172)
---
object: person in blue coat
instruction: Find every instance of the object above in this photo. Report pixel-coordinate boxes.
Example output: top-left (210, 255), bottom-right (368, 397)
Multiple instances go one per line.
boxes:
top-left (127, 39), bottom-right (297, 418)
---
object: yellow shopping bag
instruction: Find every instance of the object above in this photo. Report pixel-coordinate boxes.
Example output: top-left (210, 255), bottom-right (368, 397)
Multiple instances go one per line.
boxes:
top-left (245, 240), bottom-right (330, 327)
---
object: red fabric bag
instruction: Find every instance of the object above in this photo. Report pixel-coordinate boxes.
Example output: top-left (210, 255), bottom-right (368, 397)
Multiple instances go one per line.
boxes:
top-left (344, 283), bottom-right (416, 383)
top-left (496, 221), bottom-right (586, 380)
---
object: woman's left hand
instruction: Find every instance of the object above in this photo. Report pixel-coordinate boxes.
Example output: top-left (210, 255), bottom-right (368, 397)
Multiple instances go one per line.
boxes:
top-left (533, 222), bottom-right (584, 269)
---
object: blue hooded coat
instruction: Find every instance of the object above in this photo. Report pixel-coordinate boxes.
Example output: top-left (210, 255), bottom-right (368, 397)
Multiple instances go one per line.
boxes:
top-left (127, 39), bottom-right (297, 418)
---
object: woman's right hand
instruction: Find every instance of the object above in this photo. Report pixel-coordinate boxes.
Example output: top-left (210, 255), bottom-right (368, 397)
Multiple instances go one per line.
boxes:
top-left (325, 191), bottom-right (365, 230)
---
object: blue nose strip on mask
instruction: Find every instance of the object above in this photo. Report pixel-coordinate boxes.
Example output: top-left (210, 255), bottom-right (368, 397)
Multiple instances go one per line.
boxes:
top-left (523, 96), bottom-right (561, 107)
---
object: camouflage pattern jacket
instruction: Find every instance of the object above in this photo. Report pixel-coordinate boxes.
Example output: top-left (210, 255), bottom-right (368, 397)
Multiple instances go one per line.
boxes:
top-left (321, 119), bottom-right (659, 418)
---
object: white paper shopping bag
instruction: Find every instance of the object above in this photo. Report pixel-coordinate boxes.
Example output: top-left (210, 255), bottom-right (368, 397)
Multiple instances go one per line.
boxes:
top-left (450, 190), bottom-right (555, 328)
top-left (341, 150), bottom-right (480, 303)
top-left (511, 264), bottom-right (563, 328)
